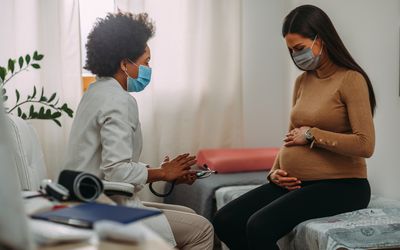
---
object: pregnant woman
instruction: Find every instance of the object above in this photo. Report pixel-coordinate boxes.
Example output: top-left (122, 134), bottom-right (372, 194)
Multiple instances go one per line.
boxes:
top-left (213, 5), bottom-right (375, 250)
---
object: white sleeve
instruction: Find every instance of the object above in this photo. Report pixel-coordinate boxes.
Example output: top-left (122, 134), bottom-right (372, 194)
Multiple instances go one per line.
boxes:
top-left (98, 97), bottom-right (148, 186)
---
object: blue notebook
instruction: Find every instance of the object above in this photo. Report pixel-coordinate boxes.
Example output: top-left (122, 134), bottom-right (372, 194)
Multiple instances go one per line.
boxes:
top-left (31, 202), bottom-right (162, 228)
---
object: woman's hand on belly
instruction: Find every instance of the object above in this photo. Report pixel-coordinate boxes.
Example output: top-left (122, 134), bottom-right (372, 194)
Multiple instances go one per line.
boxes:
top-left (270, 169), bottom-right (302, 191)
top-left (284, 126), bottom-right (310, 147)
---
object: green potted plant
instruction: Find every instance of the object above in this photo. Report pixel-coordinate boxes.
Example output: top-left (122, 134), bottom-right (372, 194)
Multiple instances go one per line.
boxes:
top-left (0, 51), bottom-right (73, 126)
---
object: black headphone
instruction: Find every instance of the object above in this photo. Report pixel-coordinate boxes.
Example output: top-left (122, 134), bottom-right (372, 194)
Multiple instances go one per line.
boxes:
top-left (40, 179), bottom-right (70, 201)
top-left (37, 170), bottom-right (104, 202)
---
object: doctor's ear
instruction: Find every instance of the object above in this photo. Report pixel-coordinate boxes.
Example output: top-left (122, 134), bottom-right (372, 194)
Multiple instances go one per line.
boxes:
top-left (120, 60), bottom-right (128, 71)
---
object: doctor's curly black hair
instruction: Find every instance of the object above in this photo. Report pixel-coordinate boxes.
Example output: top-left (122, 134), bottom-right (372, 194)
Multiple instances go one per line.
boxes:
top-left (84, 12), bottom-right (155, 77)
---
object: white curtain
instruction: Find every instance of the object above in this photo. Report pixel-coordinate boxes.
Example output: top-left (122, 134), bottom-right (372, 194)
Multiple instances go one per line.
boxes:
top-left (115, 0), bottom-right (243, 164)
top-left (0, 0), bottom-right (82, 179)
top-left (115, 0), bottom-right (243, 200)
top-left (115, 0), bottom-right (244, 157)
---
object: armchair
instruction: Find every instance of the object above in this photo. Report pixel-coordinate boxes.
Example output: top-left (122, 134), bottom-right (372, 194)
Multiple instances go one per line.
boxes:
top-left (8, 114), bottom-right (135, 199)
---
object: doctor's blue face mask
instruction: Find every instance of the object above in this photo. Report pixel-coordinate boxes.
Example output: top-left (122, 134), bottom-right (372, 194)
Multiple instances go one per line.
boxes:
top-left (124, 59), bottom-right (152, 92)
top-left (291, 35), bottom-right (323, 71)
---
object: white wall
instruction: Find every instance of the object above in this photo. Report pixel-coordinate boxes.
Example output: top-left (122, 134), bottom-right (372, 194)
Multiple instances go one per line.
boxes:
top-left (243, 0), bottom-right (400, 200)
top-left (242, 0), bottom-right (291, 148)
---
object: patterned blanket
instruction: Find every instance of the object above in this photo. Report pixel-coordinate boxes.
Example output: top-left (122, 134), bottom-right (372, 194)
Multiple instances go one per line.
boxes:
top-left (215, 186), bottom-right (400, 250)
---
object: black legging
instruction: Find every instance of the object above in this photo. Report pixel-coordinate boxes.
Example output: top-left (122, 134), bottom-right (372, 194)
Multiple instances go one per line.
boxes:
top-left (213, 178), bottom-right (370, 250)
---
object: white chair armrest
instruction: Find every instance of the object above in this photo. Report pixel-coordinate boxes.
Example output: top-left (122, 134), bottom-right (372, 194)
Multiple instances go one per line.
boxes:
top-left (102, 181), bottom-right (135, 197)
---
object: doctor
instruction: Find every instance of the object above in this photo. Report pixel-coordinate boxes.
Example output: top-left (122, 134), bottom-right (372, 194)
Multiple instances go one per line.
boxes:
top-left (64, 12), bottom-right (213, 250)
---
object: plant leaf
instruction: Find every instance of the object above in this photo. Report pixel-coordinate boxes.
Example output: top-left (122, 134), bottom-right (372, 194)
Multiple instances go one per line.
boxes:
top-left (15, 89), bottom-right (20, 103)
top-left (0, 67), bottom-right (6, 82)
top-left (40, 96), bottom-right (47, 102)
top-left (29, 105), bottom-right (34, 118)
top-left (59, 103), bottom-right (73, 118)
top-left (31, 64), bottom-right (40, 69)
top-left (53, 119), bottom-right (61, 127)
top-left (39, 107), bottom-right (44, 115)
top-left (52, 111), bottom-right (61, 118)
top-left (66, 107), bottom-right (74, 118)
top-left (40, 87), bottom-right (44, 99)
top-left (18, 56), bottom-right (24, 68)
top-left (2, 88), bottom-right (6, 95)
top-left (17, 107), bottom-right (22, 117)
top-left (33, 51), bottom-right (44, 61)
top-left (32, 86), bottom-right (37, 99)
top-left (21, 113), bottom-right (27, 120)
top-left (48, 93), bottom-right (56, 103)
top-left (25, 54), bottom-right (31, 65)
top-left (3, 95), bottom-right (8, 102)
top-left (8, 59), bottom-right (15, 74)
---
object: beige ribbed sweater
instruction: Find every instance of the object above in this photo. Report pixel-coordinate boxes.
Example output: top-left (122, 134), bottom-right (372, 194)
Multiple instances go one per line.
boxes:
top-left (271, 62), bottom-right (375, 181)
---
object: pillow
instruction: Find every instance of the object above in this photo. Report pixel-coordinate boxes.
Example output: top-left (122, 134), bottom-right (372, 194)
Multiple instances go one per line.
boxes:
top-left (196, 148), bottom-right (279, 174)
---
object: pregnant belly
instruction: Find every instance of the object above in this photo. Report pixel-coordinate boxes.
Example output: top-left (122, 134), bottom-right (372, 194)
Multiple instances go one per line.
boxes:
top-left (278, 145), bottom-right (359, 180)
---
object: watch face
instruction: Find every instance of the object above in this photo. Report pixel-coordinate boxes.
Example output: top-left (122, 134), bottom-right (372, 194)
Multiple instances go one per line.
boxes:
top-left (305, 130), bottom-right (313, 140)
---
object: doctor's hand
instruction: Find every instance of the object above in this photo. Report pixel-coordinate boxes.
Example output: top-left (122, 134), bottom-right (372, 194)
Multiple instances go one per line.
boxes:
top-left (162, 156), bottom-right (197, 185)
top-left (176, 173), bottom-right (197, 185)
top-left (269, 169), bottom-right (301, 191)
top-left (161, 154), bottom-right (197, 182)
top-left (284, 126), bottom-right (310, 147)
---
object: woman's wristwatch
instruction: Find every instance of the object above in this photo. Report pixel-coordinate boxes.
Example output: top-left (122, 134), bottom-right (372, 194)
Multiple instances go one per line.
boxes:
top-left (304, 128), bottom-right (314, 143)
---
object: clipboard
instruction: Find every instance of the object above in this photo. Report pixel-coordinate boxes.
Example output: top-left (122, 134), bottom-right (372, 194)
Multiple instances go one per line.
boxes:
top-left (31, 202), bottom-right (162, 228)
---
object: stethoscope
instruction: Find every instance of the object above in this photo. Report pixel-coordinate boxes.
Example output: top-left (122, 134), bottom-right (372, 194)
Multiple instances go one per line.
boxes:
top-left (149, 165), bottom-right (217, 197)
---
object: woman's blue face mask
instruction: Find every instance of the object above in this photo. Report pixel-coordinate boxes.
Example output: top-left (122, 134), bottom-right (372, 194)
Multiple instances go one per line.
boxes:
top-left (124, 59), bottom-right (152, 92)
top-left (291, 35), bottom-right (323, 71)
